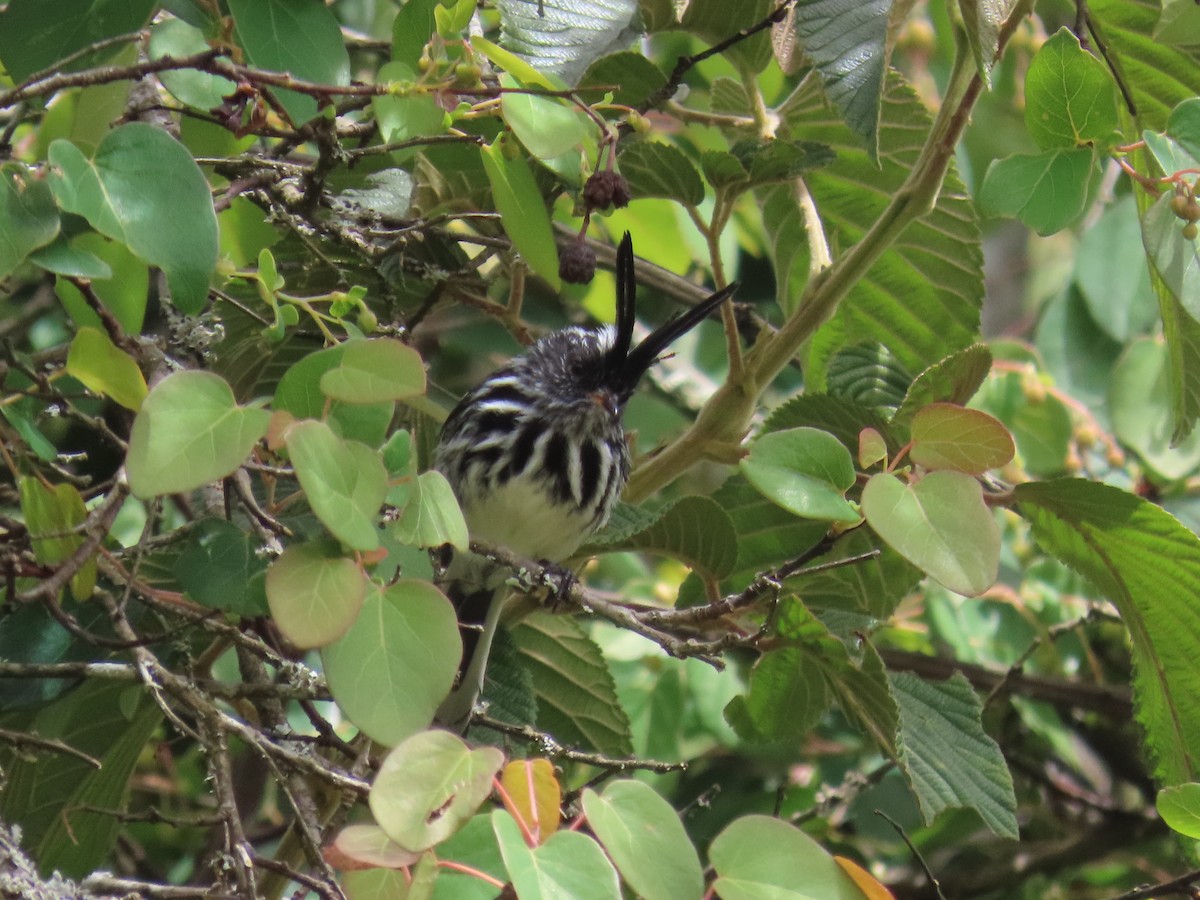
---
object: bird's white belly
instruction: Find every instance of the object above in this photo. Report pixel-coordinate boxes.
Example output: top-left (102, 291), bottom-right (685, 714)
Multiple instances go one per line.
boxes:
top-left (462, 475), bottom-right (594, 562)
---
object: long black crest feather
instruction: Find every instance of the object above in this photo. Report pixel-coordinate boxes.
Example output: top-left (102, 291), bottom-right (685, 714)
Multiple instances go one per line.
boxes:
top-left (606, 232), bottom-right (637, 373)
top-left (622, 281), bottom-right (737, 388)
top-left (604, 232), bottom-right (736, 395)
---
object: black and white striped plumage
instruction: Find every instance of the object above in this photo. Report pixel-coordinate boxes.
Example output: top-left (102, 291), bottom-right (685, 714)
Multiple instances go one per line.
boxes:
top-left (433, 233), bottom-right (735, 728)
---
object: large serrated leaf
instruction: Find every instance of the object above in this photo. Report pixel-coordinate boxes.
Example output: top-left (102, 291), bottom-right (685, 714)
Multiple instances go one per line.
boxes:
top-left (890, 671), bottom-right (1018, 839)
top-left (777, 72), bottom-right (983, 381)
top-left (725, 648), bottom-right (831, 744)
top-left (826, 342), bottom-right (912, 411)
top-left (1095, 1), bottom-right (1200, 439)
top-left (893, 343), bottom-right (993, 428)
top-left (582, 495), bottom-right (737, 579)
top-left (497, 0), bottom-right (639, 85)
top-left (2, 681), bottom-right (162, 878)
top-left (794, 528), bottom-right (921, 620)
top-left (617, 141), bottom-right (705, 206)
top-left (789, 0), bottom-right (893, 157)
top-left (1015, 479), bottom-right (1200, 784)
top-left (510, 610), bottom-right (633, 756)
top-left (761, 393), bottom-right (894, 452)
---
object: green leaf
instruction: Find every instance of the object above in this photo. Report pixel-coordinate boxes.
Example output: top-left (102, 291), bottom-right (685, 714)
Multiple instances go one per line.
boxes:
top-left (890, 671), bottom-right (1019, 838)
top-left (371, 730), bottom-right (504, 851)
top-left (265, 540), bottom-right (366, 649)
top-left (909, 403), bottom-right (1015, 475)
top-left (826, 343), bottom-right (912, 411)
top-left (0, 0), bottom-right (156, 82)
top-left (580, 495), bottom-right (737, 581)
top-left (319, 338), bottom-right (427, 404)
top-left (391, 469), bottom-right (469, 551)
top-left (1157, 783), bottom-right (1200, 839)
top-left (496, 0), bottom-right (641, 84)
top-left (977, 148), bottom-right (1097, 235)
top-left (66, 326), bottom-right (148, 411)
top-left (1110, 338), bottom-right (1200, 480)
top-left (788, 0), bottom-right (893, 157)
top-left (481, 137), bottom-right (561, 290)
top-left (1091, 0), bottom-right (1200, 130)
top-left (779, 72), bottom-right (983, 379)
top-left (1168, 98), bottom-right (1200, 161)
top-left (493, 810), bottom-right (621, 900)
top-left (703, 141), bottom-right (835, 194)
top-left (958, 0), bottom-right (1018, 85)
top-left (1141, 190), bottom-right (1200, 323)
top-left (710, 815), bottom-right (864, 900)
top-left (322, 581), bottom-right (462, 746)
top-left (126, 370), bottom-right (270, 498)
top-left (1015, 479), bottom-right (1200, 784)
top-left (581, 781), bottom-right (704, 900)
top-left (28, 234), bottom-right (112, 279)
top-left (0, 162), bottom-right (59, 278)
top-left (725, 648), bottom-right (831, 744)
top-left (274, 344), bottom-right (395, 447)
top-left (761, 394), bottom-right (893, 453)
top-left (227, 0), bottom-right (350, 125)
top-left (1156, 0), bottom-right (1200, 45)
top-left (1024, 28), bottom-right (1120, 150)
top-left (2, 681), bottom-right (160, 878)
top-left (374, 61), bottom-right (449, 149)
top-left (616, 141), bottom-right (705, 206)
top-left (794, 528), bottom-right (921, 620)
top-left (1074, 195), bottom-right (1158, 342)
top-left (47, 124), bottom-right (219, 313)
top-left (510, 611), bottom-right (633, 756)
top-left (19, 476), bottom-right (96, 602)
top-left (502, 86), bottom-right (589, 161)
top-left (391, 0), bottom-right (438, 66)
top-left (173, 519), bottom-right (269, 616)
top-left (285, 419), bottom-right (388, 551)
top-left (149, 18), bottom-right (236, 111)
top-left (578, 51), bottom-right (668, 108)
top-left (861, 471), bottom-right (999, 596)
top-left (740, 427), bottom-right (861, 523)
top-left (52, 233), bottom-right (148, 333)
top-left (680, 0), bottom-right (774, 74)
top-left (892, 343), bottom-right (993, 428)
top-left (676, 475), bottom-right (829, 607)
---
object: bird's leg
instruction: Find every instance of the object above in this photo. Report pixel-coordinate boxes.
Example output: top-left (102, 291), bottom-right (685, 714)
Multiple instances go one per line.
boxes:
top-left (536, 560), bottom-right (577, 612)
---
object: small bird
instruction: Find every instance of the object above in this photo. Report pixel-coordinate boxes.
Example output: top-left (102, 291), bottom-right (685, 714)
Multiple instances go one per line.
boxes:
top-left (433, 233), bottom-right (736, 728)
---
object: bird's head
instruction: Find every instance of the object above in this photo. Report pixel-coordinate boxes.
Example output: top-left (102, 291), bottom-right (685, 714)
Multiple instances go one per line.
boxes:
top-left (518, 233), bottom-right (735, 424)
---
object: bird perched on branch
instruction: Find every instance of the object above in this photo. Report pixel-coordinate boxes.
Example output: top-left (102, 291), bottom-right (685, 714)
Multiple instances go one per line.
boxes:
top-left (433, 232), bottom-right (735, 730)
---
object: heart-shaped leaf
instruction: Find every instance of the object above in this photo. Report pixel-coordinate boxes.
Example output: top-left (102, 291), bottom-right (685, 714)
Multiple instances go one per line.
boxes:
top-left (285, 419), bottom-right (388, 551)
top-left (48, 123), bottom-right (218, 313)
top-left (861, 471), bottom-right (999, 596)
top-left (492, 809), bottom-right (621, 900)
top-left (582, 781), bottom-right (703, 900)
top-left (126, 371), bottom-right (270, 498)
top-left (319, 338), bottom-right (427, 404)
top-left (322, 581), bottom-right (461, 746)
top-left (740, 427), bottom-right (860, 522)
top-left (371, 731), bottom-right (504, 851)
top-left (265, 541), bottom-right (366, 649)
top-left (909, 403), bottom-right (1015, 474)
top-left (710, 814), bottom-right (863, 899)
